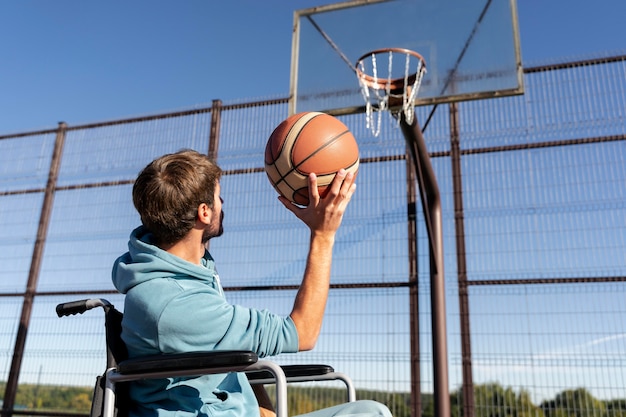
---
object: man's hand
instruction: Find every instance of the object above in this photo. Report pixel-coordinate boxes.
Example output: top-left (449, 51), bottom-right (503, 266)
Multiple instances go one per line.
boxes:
top-left (259, 407), bottom-right (276, 417)
top-left (252, 384), bottom-right (276, 417)
top-left (278, 169), bottom-right (357, 237)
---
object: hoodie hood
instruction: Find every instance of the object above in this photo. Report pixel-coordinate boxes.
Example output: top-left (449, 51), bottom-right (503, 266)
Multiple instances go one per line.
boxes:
top-left (112, 226), bottom-right (219, 294)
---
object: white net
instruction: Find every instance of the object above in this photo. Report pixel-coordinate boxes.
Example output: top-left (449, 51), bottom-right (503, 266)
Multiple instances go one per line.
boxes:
top-left (356, 48), bottom-right (427, 136)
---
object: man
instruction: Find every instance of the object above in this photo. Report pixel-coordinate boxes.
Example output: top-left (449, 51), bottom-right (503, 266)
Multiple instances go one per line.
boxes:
top-left (112, 149), bottom-right (392, 417)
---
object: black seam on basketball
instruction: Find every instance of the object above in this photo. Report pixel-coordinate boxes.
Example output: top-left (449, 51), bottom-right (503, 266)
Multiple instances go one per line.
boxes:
top-left (293, 129), bottom-right (351, 175)
top-left (267, 165), bottom-right (299, 200)
top-left (271, 162), bottom-right (300, 191)
top-left (273, 113), bottom-right (322, 186)
top-left (278, 113), bottom-right (320, 161)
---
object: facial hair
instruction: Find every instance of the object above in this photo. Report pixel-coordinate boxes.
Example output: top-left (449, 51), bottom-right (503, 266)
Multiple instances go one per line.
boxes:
top-left (202, 211), bottom-right (224, 243)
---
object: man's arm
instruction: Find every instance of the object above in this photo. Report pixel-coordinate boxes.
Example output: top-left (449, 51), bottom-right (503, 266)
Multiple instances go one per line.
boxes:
top-left (279, 169), bottom-right (356, 351)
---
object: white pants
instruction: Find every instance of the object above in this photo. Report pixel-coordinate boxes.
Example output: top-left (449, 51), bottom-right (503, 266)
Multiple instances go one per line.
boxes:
top-left (295, 400), bottom-right (393, 417)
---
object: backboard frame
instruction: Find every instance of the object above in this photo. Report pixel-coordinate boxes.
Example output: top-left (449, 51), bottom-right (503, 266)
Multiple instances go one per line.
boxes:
top-left (289, 0), bottom-right (524, 117)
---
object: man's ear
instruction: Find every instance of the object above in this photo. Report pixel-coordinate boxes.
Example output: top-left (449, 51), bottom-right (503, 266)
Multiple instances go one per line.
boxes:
top-left (197, 203), bottom-right (212, 225)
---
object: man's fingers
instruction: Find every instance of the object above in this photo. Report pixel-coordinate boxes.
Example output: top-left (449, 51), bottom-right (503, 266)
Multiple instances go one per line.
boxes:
top-left (327, 169), bottom-right (356, 204)
top-left (307, 172), bottom-right (320, 205)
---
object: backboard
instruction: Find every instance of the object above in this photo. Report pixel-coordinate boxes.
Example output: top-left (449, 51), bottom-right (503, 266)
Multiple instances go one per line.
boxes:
top-left (289, 0), bottom-right (524, 116)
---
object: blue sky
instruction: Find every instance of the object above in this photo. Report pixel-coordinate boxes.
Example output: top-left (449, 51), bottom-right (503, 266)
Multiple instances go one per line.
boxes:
top-left (0, 0), bottom-right (625, 134)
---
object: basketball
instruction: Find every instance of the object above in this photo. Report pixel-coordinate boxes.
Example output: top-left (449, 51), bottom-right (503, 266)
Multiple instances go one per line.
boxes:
top-left (264, 112), bottom-right (360, 206)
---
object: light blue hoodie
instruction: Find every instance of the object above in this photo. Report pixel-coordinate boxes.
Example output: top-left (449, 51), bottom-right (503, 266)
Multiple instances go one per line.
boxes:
top-left (112, 226), bottom-right (300, 417)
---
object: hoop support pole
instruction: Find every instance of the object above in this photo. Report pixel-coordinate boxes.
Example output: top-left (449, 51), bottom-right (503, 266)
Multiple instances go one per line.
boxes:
top-left (398, 111), bottom-right (450, 417)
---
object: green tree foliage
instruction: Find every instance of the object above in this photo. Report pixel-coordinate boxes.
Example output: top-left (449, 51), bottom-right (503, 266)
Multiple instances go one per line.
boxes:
top-left (0, 381), bottom-right (624, 417)
top-left (541, 388), bottom-right (606, 417)
top-left (451, 383), bottom-right (544, 417)
top-left (0, 382), bottom-right (93, 413)
top-left (605, 399), bottom-right (626, 417)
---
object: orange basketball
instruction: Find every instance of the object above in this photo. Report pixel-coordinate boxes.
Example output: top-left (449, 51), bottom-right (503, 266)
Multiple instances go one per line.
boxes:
top-left (264, 112), bottom-right (360, 206)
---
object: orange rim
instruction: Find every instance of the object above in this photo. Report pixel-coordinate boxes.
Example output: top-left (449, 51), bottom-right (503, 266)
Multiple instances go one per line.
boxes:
top-left (355, 48), bottom-right (426, 93)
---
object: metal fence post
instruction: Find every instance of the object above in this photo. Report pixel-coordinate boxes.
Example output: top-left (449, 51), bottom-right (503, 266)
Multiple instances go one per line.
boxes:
top-left (406, 143), bottom-right (422, 417)
top-left (449, 102), bottom-right (475, 417)
top-left (208, 99), bottom-right (222, 161)
top-left (1, 122), bottom-right (67, 417)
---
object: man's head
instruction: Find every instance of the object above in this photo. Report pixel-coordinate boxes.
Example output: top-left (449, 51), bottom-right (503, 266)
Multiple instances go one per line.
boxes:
top-left (132, 149), bottom-right (223, 246)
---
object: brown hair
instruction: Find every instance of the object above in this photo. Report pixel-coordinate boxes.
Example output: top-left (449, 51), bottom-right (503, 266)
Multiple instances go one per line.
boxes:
top-left (132, 149), bottom-right (222, 245)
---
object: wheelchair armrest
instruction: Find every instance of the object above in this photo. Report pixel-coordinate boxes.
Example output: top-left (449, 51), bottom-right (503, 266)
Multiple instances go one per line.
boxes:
top-left (108, 353), bottom-right (290, 417)
top-left (106, 352), bottom-right (354, 417)
top-left (117, 350), bottom-right (258, 375)
top-left (247, 364), bottom-right (356, 403)
top-left (246, 364), bottom-right (334, 381)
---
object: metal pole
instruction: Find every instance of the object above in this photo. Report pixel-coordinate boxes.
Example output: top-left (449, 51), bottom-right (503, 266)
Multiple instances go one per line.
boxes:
top-left (449, 102), bottom-right (475, 417)
top-left (1, 122), bottom-right (67, 417)
top-left (406, 145), bottom-right (422, 417)
top-left (205, 100), bottom-right (222, 253)
top-left (398, 112), bottom-right (450, 417)
top-left (208, 99), bottom-right (222, 161)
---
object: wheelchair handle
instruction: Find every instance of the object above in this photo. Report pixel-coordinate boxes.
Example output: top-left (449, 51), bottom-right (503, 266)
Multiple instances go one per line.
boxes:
top-left (56, 298), bottom-right (112, 317)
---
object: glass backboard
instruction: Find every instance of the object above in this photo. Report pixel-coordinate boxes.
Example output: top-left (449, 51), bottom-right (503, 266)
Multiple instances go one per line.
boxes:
top-left (290, 0), bottom-right (524, 116)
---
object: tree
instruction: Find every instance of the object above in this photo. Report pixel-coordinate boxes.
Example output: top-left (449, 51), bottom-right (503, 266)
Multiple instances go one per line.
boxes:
top-left (541, 388), bottom-right (605, 417)
top-left (451, 382), bottom-right (545, 417)
top-left (605, 399), bottom-right (626, 417)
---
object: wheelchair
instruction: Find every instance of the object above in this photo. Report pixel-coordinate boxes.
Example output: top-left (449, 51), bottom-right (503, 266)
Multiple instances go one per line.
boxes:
top-left (56, 298), bottom-right (356, 417)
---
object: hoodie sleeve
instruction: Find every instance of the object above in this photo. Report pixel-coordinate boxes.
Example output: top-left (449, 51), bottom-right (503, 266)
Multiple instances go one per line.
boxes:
top-left (157, 285), bottom-right (299, 358)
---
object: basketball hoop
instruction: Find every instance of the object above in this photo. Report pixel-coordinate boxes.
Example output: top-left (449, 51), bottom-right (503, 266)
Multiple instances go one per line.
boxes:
top-left (355, 48), bottom-right (427, 136)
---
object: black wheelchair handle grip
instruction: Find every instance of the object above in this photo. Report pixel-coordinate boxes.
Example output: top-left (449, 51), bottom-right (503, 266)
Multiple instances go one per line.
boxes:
top-left (56, 299), bottom-right (91, 317)
top-left (56, 299), bottom-right (110, 317)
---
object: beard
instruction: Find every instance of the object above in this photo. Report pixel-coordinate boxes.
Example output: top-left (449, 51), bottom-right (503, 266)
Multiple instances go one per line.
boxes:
top-left (201, 211), bottom-right (224, 243)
